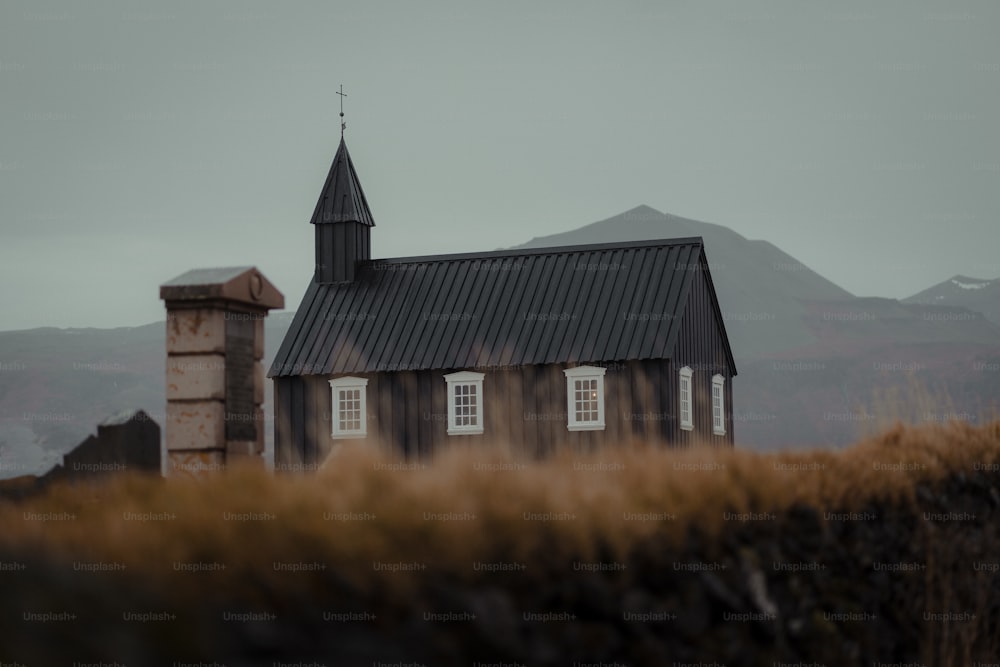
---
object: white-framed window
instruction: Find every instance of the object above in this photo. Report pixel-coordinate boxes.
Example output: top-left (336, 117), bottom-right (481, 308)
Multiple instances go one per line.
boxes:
top-left (712, 374), bottom-right (726, 436)
top-left (444, 371), bottom-right (484, 435)
top-left (329, 376), bottom-right (368, 438)
top-left (564, 365), bottom-right (606, 431)
top-left (679, 366), bottom-right (693, 431)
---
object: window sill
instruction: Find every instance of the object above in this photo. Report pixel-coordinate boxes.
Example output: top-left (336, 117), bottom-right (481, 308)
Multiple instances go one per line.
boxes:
top-left (332, 432), bottom-right (366, 440)
top-left (567, 423), bottom-right (605, 431)
top-left (447, 427), bottom-right (484, 436)
top-left (680, 423), bottom-right (694, 432)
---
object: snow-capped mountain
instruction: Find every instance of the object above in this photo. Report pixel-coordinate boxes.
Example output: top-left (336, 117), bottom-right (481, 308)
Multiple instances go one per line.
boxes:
top-left (903, 275), bottom-right (1000, 325)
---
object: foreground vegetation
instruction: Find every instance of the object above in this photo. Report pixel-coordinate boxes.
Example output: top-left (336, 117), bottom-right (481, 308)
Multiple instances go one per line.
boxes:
top-left (2, 422), bottom-right (999, 665)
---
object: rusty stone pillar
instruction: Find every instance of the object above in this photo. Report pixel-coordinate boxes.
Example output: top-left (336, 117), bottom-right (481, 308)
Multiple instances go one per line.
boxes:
top-left (159, 267), bottom-right (283, 477)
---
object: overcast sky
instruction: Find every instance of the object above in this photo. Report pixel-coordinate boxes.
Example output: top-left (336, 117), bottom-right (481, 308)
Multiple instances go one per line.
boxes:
top-left (2, 0), bottom-right (999, 331)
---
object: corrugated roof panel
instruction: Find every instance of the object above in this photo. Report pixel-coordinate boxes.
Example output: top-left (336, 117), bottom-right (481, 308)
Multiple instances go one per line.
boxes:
top-left (474, 258), bottom-right (521, 369)
top-left (378, 263), bottom-right (430, 372)
top-left (321, 283), bottom-right (363, 372)
top-left (422, 261), bottom-right (465, 370)
top-left (405, 265), bottom-right (443, 362)
top-left (614, 247), bottom-right (655, 362)
top-left (449, 259), bottom-right (491, 369)
top-left (496, 257), bottom-right (535, 367)
top-left (580, 248), bottom-right (622, 360)
top-left (660, 246), bottom-right (701, 361)
top-left (272, 281), bottom-right (321, 376)
top-left (269, 237), bottom-right (736, 376)
top-left (629, 245), bottom-right (672, 360)
top-left (300, 283), bottom-right (345, 374)
top-left (639, 244), bottom-right (680, 358)
top-left (356, 263), bottom-right (409, 373)
top-left (324, 281), bottom-right (367, 374)
top-left (665, 245), bottom-right (700, 356)
top-left (522, 253), bottom-right (570, 365)
top-left (649, 255), bottom-right (684, 359)
top-left (637, 246), bottom-right (680, 360)
top-left (391, 264), bottom-right (439, 371)
top-left (491, 254), bottom-right (543, 368)
top-left (466, 265), bottom-right (506, 368)
top-left (452, 258), bottom-right (500, 369)
top-left (586, 248), bottom-right (630, 363)
top-left (341, 267), bottom-right (391, 373)
top-left (573, 247), bottom-right (625, 363)
top-left (397, 263), bottom-right (443, 368)
top-left (503, 253), bottom-right (552, 367)
top-left (484, 260), bottom-right (520, 364)
top-left (540, 250), bottom-right (593, 365)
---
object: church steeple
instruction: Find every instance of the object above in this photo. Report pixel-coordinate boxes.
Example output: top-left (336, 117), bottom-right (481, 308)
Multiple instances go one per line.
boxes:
top-left (311, 137), bottom-right (374, 283)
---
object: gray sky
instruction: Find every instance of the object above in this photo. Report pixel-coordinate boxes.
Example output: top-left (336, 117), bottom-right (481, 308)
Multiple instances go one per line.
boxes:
top-left (2, 0), bottom-right (999, 331)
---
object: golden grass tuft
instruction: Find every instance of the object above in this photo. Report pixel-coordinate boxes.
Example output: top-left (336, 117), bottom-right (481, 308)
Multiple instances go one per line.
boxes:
top-left (2, 420), bottom-right (998, 598)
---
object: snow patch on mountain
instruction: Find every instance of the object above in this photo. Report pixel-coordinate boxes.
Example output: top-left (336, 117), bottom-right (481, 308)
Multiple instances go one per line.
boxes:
top-left (951, 278), bottom-right (991, 290)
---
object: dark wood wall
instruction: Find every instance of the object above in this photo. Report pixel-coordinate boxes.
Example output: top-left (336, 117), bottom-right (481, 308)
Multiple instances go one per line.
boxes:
top-left (670, 260), bottom-right (736, 446)
top-left (275, 359), bottom-right (732, 469)
top-left (273, 256), bottom-right (736, 467)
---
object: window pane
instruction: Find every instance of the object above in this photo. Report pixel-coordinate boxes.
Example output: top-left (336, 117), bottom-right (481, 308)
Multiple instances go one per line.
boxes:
top-left (337, 388), bottom-right (363, 433)
top-left (713, 382), bottom-right (724, 431)
top-left (450, 382), bottom-right (482, 429)
top-left (680, 375), bottom-right (691, 425)
top-left (573, 377), bottom-right (599, 423)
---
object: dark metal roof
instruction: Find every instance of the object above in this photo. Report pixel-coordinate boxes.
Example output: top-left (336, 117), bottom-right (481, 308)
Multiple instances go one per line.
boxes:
top-left (310, 138), bottom-right (375, 227)
top-left (270, 237), bottom-right (736, 377)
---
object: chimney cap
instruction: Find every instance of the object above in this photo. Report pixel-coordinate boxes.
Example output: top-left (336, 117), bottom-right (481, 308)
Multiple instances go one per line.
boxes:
top-left (159, 266), bottom-right (284, 310)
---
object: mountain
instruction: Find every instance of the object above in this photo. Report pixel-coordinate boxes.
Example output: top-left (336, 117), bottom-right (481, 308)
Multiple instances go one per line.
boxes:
top-left (903, 274), bottom-right (1000, 325)
top-left (2, 207), bottom-right (998, 474)
top-left (516, 205), bottom-right (854, 358)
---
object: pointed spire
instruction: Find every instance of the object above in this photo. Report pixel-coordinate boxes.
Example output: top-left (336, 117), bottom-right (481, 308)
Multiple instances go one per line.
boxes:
top-left (309, 137), bottom-right (375, 227)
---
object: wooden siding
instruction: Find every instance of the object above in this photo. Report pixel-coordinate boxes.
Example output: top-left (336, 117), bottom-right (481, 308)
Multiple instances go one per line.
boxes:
top-left (274, 361), bottom-right (730, 469)
top-left (669, 260), bottom-right (736, 446)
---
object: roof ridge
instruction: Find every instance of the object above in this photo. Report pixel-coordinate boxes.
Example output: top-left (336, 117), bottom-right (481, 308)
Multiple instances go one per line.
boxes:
top-left (368, 237), bottom-right (705, 266)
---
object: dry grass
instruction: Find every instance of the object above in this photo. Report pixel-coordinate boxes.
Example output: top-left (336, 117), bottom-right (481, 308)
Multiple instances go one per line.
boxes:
top-left (864, 371), bottom-right (1000, 437)
top-left (2, 420), bottom-right (998, 596)
top-left (2, 421), bottom-right (999, 663)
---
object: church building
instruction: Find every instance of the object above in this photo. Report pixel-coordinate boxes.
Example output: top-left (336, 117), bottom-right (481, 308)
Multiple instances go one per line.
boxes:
top-left (269, 135), bottom-right (737, 468)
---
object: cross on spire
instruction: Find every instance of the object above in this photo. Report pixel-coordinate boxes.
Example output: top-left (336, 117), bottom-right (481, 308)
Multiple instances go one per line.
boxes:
top-left (337, 84), bottom-right (347, 136)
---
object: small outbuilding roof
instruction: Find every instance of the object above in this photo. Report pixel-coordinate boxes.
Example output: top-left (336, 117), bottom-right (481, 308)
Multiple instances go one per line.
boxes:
top-left (99, 408), bottom-right (154, 427)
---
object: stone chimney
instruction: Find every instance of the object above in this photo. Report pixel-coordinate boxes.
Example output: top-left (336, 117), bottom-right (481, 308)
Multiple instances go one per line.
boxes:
top-left (160, 267), bottom-right (283, 476)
